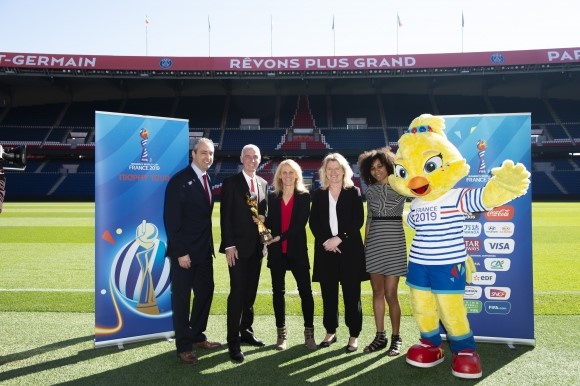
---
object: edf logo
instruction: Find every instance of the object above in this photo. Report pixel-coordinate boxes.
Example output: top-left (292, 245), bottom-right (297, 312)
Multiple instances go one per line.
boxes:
top-left (471, 272), bottom-right (496, 285)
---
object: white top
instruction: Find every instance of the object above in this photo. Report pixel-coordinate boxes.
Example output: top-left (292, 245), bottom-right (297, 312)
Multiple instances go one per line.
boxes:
top-left (328, 190), bottom-right (339, 236)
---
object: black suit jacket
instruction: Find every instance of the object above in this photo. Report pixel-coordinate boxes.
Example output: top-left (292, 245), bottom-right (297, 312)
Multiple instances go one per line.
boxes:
top-left (309, 186), bottom-right (368, 283)
top-left (163, 165), bottom-right (214, 263)
top-left (219, 172), bottom-right (268, 259)
top-left (264, 190), bottom-right (310, 269)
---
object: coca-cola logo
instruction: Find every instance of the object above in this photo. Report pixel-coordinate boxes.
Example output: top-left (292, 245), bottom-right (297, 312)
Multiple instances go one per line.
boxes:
top-left (484, 205), bottom-right (515, 221)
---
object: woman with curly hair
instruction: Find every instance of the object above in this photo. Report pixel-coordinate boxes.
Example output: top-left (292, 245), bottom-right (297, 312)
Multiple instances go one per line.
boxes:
top-left (358, 147), bottom-right (408, 356)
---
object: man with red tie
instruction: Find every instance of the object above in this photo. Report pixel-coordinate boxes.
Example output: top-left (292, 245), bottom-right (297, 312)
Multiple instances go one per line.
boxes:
top-left (220, 144), bottom-right (268, 363)
top-left (164, 137), bottom-right (221, 365)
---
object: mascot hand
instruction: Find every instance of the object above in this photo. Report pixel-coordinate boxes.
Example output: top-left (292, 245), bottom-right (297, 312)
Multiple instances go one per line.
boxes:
top-left (465, 256), bottom-right (476, 284)
top-left (482, 160), bottom-right (530, 208)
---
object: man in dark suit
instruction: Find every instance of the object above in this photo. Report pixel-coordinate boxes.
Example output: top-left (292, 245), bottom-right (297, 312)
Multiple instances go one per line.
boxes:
top-left (0, 145), bottom-right (5, 213)
top-left (220, 144), bottom-right (268, 363)
top-left (164, 138), bottom-right (221, 365)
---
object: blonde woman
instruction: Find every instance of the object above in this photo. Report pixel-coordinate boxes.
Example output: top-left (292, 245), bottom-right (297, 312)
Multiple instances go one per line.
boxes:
top-left (309, 153), bottom-right (368, 353)
top-left (263, 159), bottom-right (316, 350)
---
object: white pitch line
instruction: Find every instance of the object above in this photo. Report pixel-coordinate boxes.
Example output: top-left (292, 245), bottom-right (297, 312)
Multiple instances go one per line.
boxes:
top-left (0, 289), bottom-right (578, 295)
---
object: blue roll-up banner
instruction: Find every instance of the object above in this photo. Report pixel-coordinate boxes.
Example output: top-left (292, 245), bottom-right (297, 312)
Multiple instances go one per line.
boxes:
top-left (94, 111), bottom-right (188, 348)
top-left (441, 113), bottom-right (534, 346)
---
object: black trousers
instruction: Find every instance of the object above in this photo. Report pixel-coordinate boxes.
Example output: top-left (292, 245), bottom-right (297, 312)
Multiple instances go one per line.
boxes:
top-left (170, 257), bottom-right (214, 353)
top-left (270, 254), bottom-right (314, 328)
top-left (226, 255), bottom-right (263, 346)
top-left (319, 278), bottom-right (362, 337)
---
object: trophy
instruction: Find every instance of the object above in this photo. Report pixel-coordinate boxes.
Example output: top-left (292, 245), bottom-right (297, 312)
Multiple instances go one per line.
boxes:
top-left (246, 192), bottom-right (273, 244)
top-left (134, 220), bottom-right (160, 315)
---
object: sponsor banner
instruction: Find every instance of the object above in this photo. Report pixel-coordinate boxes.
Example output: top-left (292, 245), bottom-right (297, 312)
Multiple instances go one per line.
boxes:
top-left (94, 111), bottom-right (188, 348)
top-left (444, 113), bottom-right (534, 344)
top-left (1, 47), bottom-right (579, 72)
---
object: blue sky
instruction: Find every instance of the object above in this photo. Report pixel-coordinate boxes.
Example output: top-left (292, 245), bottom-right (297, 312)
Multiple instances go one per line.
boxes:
top-left (0, 0), bottom-right (578, 57)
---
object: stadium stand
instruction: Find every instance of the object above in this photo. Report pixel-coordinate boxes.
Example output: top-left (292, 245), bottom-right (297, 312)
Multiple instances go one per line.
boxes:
top-left (1, 49), bottom-right (579, 201)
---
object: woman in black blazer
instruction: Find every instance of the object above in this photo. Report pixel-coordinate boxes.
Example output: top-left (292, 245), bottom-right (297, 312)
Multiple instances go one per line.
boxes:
top-left (264, 159), bottom-right (316, 351)
top-left (309, 153), bottom-right (368, 353)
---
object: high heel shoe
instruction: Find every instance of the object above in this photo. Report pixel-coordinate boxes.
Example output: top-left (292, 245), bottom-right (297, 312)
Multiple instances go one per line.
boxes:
top-left (318, 334), bottom-right (337, 348)
top-left (386, 334), bottom-right (403, 356)
top-left (276, 326), bottom-right (287, 351)
top-left (363, 331), bottom-right (387, 353)
top-left (304, 327), bottom-right (317, 350)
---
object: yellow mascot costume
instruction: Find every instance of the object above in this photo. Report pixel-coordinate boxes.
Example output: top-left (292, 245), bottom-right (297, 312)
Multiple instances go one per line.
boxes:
top-left (388, 114), bottom-right (530, 379)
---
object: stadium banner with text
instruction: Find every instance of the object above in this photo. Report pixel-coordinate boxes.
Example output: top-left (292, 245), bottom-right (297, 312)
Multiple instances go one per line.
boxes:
top-left (94, 111), bottom-right (189, 348)
top-left (442, 113), bottom-right (534, 346)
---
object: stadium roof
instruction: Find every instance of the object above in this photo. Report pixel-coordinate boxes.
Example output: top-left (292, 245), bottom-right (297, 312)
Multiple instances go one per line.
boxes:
top-left (1, 47), bottom-right (580, 107)
top-left (2, 47), bottom-right (579, 75)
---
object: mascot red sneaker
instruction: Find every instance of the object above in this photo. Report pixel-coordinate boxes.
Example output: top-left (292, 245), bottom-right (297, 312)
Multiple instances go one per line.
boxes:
top-left (388, 114), bottom-right (530, 379)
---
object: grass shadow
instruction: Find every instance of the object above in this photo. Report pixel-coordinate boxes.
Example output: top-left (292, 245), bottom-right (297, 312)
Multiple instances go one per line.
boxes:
top-left (0, 335), bottom-right (93, 366)
top-left (51, 340), bottom-right (535, 386)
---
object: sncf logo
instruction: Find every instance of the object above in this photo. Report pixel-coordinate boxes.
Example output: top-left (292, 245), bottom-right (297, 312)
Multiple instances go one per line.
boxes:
top-left (484, 205), bottom-right (515, 221)
top-left (485, 286), bottom-right (511, 300)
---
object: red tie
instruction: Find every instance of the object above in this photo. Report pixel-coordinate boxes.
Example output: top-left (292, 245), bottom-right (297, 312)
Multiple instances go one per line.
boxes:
top-left (250, 178), bottom-right (255, 194)
top-left (202, 174), bottom-right (211, 204)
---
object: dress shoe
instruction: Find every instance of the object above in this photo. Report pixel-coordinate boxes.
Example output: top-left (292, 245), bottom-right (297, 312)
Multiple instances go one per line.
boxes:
top-left (177, 351), bottom-right (198, 365)
top-left (318, 335), bottom-right (337, 348)
top-left (194, 340), bottom-right (222, 350)
top-left (241, 333), bottom-right (265, 347)
top-left (228, 346), bottom-right (245, 363)
top-left (345, 337), bottom-right (358, 353)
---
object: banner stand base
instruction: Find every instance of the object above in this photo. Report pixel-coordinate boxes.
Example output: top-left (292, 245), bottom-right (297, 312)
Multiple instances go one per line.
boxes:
top-left (441, 334), bottom-right (535, 347)
top-left (95, 331), bottom-right (175, 349)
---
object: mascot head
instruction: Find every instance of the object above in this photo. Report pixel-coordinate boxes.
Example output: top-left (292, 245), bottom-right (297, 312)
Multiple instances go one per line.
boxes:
top-left (388, 114), bottom-right (469, 201)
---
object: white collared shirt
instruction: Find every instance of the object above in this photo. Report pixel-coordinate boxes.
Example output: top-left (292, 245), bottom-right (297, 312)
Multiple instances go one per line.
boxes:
top-left (242, 170), bottom-right (257, 199)
top-left (191, 162), bottom-right (211, 202)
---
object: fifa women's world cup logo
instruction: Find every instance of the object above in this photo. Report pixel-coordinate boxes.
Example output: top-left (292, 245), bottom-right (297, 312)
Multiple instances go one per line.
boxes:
top-left (134, 220), bottom-right (161, 314)
top-left (140, 128), bottom-right (149, 162)
top-left (477, 139), bottom-right (487, 174)
top-left (109, 220), bottom-right (171, 317)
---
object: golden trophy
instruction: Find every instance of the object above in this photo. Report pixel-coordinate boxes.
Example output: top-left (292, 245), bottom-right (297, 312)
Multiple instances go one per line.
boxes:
top-left (246, 192), bottom-right (273, 244)
top-left (134, 220), bottom-right (160, 315)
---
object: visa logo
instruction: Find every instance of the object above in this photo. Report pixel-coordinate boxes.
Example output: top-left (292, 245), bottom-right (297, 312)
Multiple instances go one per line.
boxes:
top-left (484, 239), bottom-right (515, 254)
